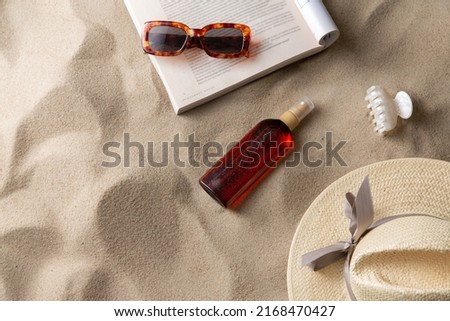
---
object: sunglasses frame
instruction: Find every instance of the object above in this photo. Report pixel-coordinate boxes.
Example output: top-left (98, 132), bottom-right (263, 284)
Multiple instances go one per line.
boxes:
top-left (142, 21), bottom-right (251, 58)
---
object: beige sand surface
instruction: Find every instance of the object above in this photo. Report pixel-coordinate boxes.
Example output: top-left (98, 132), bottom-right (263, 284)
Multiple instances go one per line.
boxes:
top-left (1, 0), bottom-right (449, 300)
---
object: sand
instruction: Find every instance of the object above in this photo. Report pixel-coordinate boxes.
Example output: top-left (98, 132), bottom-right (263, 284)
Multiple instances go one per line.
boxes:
top-left (1, 0), bottom-right (449, 300)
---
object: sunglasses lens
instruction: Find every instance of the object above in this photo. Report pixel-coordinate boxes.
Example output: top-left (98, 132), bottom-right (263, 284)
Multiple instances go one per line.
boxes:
top-left (204, 28), bottom-right (244, 54)
top-left (149, 26), bottom-right (187, 53)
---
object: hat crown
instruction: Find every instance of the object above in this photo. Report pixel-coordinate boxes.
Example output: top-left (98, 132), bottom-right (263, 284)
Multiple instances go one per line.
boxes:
top-left (350, 216), bottom-right (450, 300)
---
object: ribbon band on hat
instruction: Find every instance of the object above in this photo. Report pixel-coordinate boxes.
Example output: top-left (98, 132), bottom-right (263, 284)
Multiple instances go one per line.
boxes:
top-left (301, 176), bottom-right (444, 301)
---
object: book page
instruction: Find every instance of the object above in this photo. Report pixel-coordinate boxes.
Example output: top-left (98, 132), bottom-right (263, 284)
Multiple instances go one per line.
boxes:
top-left (125, 0), bottom-right (322, 113)
top-left (295, 0), bottom-right (339, 47)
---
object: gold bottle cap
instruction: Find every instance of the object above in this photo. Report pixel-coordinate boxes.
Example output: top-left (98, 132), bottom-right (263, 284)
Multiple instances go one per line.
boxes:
top-left (279, 96), bottom-right (315, 131)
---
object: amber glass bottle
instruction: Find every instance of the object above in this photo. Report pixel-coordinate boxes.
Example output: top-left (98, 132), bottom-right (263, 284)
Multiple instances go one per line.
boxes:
top-left (199, 97), bottom-right (315, 208)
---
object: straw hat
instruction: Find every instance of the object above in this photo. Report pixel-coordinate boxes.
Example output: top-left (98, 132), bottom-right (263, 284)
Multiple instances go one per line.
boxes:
top-left (287, 158), bottom-right (450, 301)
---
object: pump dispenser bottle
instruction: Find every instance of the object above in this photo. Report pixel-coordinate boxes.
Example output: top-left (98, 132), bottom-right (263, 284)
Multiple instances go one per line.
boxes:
top-left (199, 97), bottom-right (315, 208)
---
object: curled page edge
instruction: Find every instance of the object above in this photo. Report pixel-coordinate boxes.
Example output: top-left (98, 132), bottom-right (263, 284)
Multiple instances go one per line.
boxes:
top-left (296, 0), bottom-right (340, 48)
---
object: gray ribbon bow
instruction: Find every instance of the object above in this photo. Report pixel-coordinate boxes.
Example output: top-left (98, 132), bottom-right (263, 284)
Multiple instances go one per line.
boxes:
top-left (301, 176), bottom-right (433, 300)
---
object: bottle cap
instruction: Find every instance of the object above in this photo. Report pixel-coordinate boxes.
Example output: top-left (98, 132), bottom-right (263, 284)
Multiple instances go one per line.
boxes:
top-left (290, 96), bottom-right (315, 122)
top-left (280, 96), bottom-right (315, 130)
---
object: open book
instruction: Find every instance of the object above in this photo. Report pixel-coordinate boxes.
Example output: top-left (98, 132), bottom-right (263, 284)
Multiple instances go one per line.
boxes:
top-left (124, 0), bottom-right (339, 114)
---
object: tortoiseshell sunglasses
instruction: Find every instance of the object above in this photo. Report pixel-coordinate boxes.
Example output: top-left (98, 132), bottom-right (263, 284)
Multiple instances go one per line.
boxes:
top-left (142, 21), bottom-right (251, 58)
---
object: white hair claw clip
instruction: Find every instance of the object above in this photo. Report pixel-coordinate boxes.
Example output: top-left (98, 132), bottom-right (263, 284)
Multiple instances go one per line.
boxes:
top-left (365, 86), bottom-right (413, 136)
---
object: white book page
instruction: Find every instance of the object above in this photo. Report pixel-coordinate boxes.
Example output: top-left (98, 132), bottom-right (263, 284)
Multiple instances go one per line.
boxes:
top-left (296, 0), bottom-right (339, 47)
top-left (125, 0), bottom-right (322, 113)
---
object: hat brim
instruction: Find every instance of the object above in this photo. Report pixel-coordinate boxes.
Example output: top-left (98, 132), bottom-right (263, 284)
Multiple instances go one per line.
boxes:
top-left (287, 158), bottom-right (450, 300)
